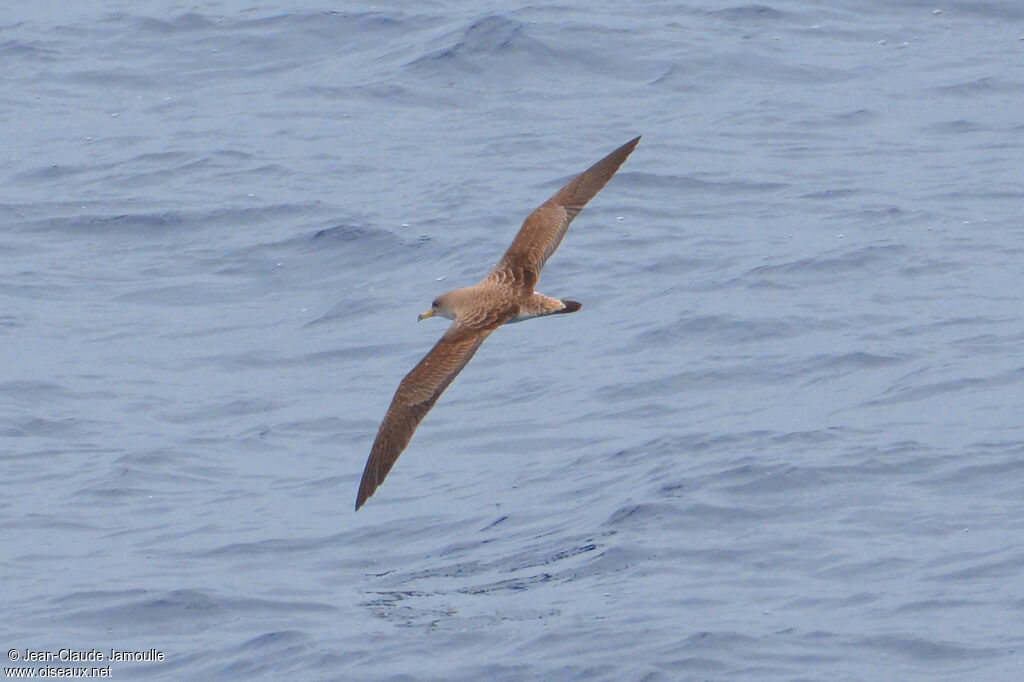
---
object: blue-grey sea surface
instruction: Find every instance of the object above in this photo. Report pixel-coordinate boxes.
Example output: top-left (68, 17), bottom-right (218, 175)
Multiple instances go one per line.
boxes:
top-left (2, 1), bottom-right (1023, 680)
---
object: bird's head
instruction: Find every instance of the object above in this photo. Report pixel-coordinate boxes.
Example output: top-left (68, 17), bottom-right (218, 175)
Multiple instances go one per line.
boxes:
top-left (418, 289), bottom-right (465, 322)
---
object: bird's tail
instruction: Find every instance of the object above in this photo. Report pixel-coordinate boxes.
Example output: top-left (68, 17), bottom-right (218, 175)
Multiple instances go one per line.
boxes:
top-left (554, 299), bottom-right (582, 314)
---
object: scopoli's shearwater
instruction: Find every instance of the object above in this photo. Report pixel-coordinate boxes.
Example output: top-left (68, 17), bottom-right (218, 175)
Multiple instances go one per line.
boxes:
top-left (355, 136), bottom-right (640, 510)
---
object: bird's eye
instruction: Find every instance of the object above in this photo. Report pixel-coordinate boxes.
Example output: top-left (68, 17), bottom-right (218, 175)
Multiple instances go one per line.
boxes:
top-left (432, 300), bottom-right (439, 308)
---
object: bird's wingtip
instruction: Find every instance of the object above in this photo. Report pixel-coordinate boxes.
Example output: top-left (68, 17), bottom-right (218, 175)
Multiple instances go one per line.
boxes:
top-left (355, 489), bottom-right (368, 511)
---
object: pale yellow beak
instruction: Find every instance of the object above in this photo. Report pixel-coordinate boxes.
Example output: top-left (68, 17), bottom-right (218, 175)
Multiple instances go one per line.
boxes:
top-left (417, 308), bottom-right (435, 321)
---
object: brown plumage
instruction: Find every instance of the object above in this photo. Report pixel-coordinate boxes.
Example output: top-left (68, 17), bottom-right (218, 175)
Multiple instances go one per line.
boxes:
top-left (355, 136), bottom-right (640, 510)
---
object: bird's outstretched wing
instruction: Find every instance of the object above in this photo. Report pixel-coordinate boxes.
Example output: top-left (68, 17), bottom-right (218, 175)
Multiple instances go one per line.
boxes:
top-left (488, 136), bottom-right (640, 293)
top-left (355, 320), bottom-right (503, 510)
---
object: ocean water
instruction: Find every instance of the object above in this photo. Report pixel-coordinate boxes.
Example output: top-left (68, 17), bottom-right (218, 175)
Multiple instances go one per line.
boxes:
top-left (2, 1), bottom-right (1023, 680)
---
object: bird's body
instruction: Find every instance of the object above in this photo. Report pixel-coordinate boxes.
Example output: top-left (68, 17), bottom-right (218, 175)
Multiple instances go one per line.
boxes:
top-left (355, 136), bottom-right (640, 510)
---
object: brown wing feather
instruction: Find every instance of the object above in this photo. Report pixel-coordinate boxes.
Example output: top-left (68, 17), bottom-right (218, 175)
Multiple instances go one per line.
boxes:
top-left (488, 136), bottom-right (640, 293)
top-left (355, 321), bottom-right (501, 510)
